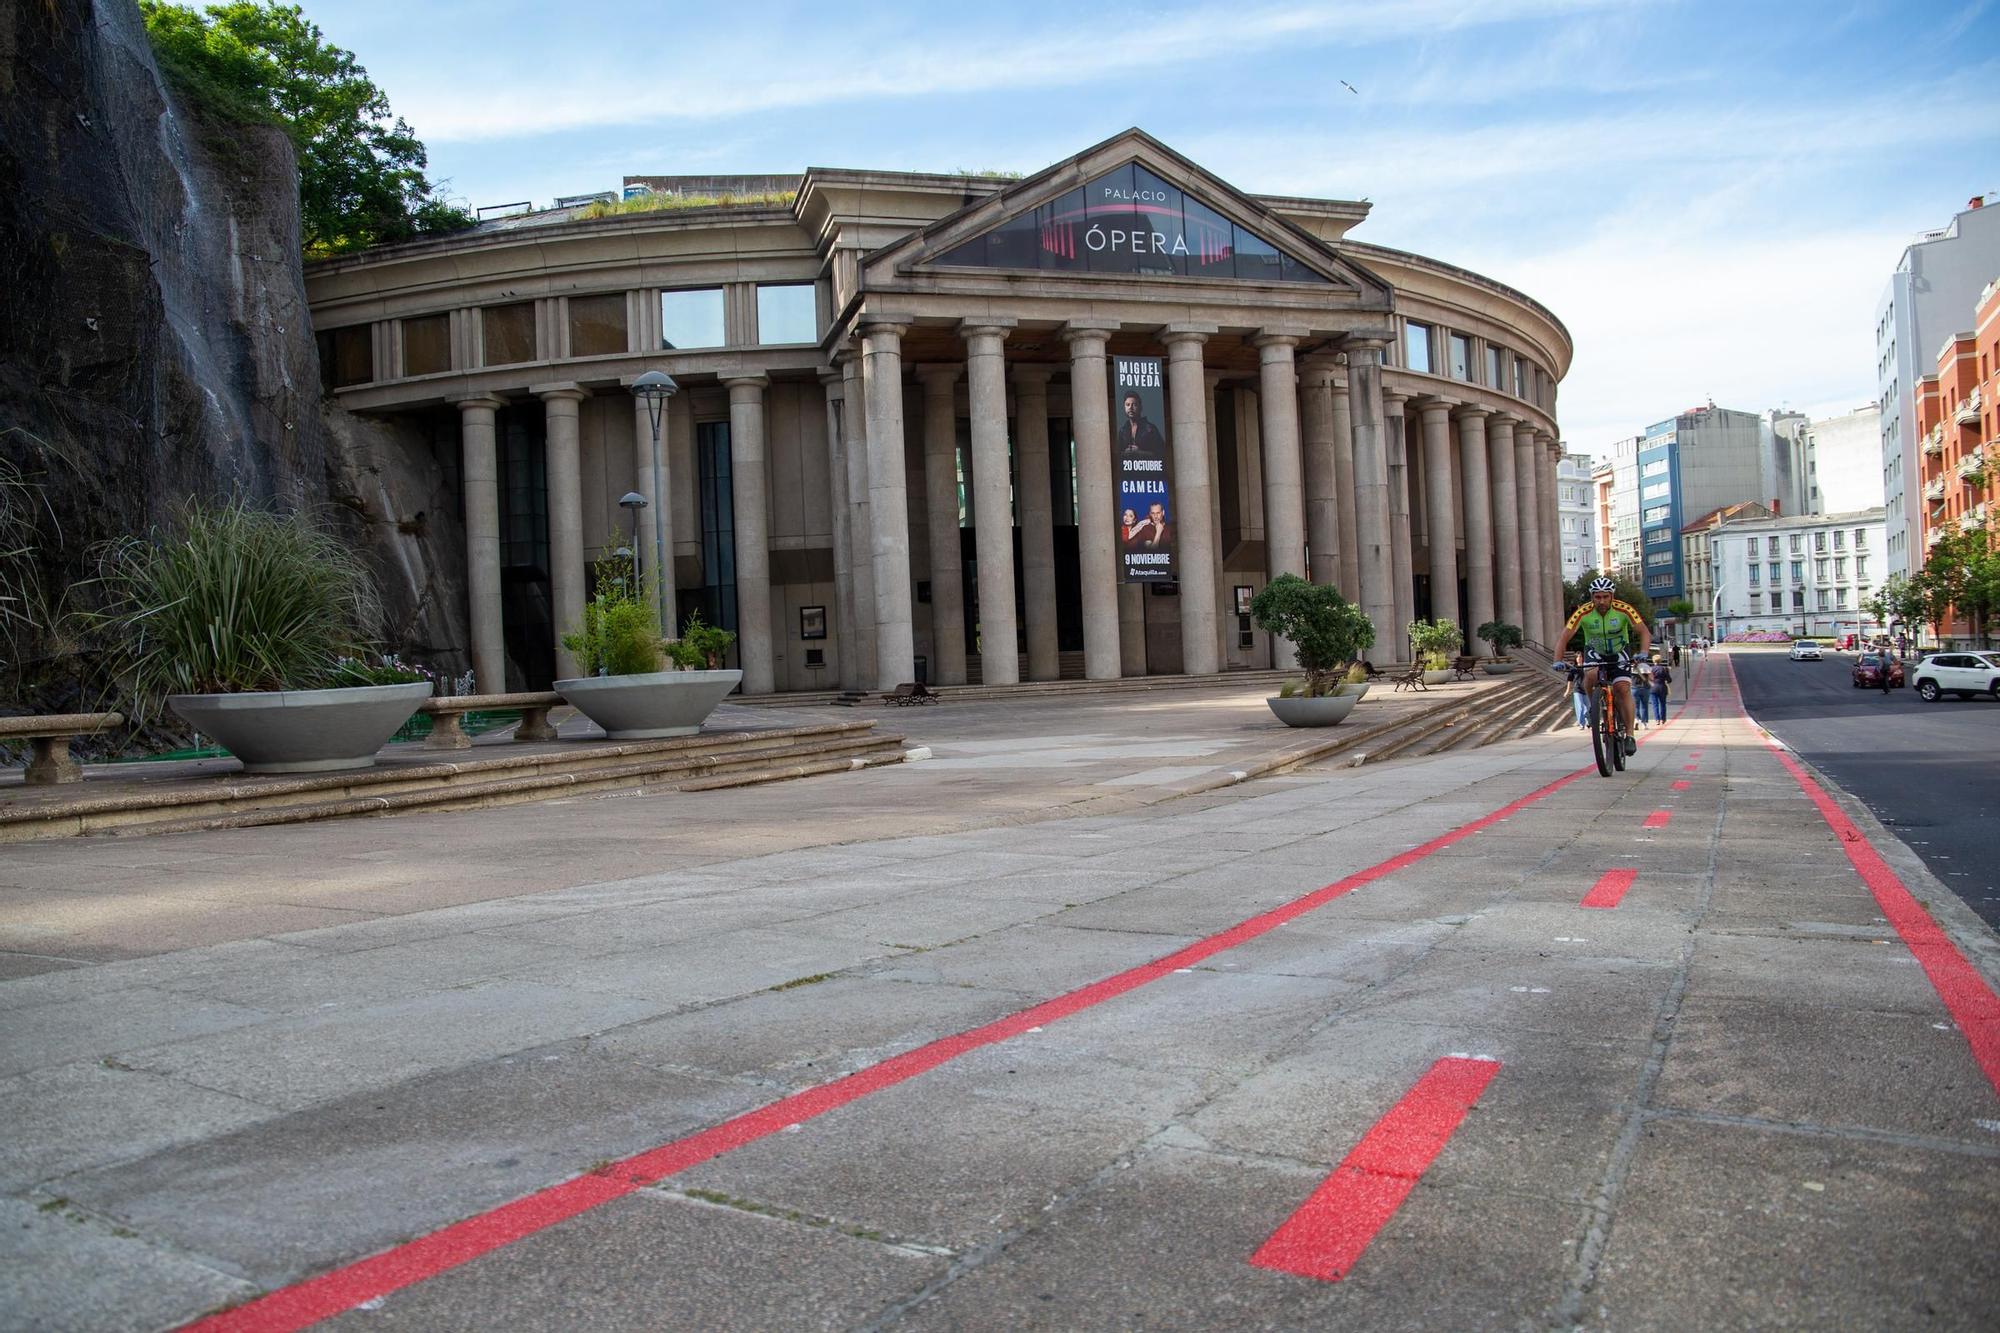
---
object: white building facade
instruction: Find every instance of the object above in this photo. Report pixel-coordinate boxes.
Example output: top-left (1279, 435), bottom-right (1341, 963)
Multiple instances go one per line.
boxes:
top-left (1707, 508), bottom-right (1886, 640)
top-left (1797, 405), bottom-right (1884, 515)
top-left (1556, 450), bottom-right (1594, 585)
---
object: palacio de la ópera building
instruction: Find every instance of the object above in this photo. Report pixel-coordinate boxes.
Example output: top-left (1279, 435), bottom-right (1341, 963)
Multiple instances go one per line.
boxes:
top-left (306, 130), bottom-right (1572, 694)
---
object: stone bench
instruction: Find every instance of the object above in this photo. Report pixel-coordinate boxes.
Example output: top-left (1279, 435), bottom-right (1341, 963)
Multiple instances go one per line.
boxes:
top-left (0, 712), bottom-right (124, 785)
top-left (417, 693), bottom-right (563, 750)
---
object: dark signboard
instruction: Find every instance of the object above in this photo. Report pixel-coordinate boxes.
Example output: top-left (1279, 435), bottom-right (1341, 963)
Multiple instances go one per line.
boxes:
top-left (936, 163), bottom-right (1328, 284)
top-left (1115, 356), bottom-right (1175, 583)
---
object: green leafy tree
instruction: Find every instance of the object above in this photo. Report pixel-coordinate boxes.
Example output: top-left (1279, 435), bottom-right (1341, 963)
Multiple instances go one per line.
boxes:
top-left (141, 1), bottom-right (474, 254)
top-left (1666, 598), bottom-right (1695, 623)
top-left (1560, 568), bottom-right (1656, 638)
top-left (1866, 573), bottom-right (1930, 643)
top-left (1918, 525), bottom-right (2000, 645)
top-left (1249, 575), bottom-right (1376, 697)
top-left (1476, 620), bottom-right (1522, 659)
top-left (1406, 617), bottom-right (1461, 671)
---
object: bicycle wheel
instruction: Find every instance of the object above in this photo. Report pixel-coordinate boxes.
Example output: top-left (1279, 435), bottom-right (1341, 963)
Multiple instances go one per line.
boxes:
top-left (1589, 686), bottom-right (1612, 776)
top-left (1611, 695), bottom-right (1628, 772)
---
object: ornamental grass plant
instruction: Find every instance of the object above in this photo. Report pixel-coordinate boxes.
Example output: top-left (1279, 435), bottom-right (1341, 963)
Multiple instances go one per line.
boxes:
top-left (95, 498), bottom-right (383, 712)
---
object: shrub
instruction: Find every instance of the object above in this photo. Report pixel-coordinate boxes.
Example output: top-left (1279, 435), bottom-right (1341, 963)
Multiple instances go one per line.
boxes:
top-left (562, 554), bottom-right (663, 676)
top-left (667, 610), bottom-right (736, 671)
top-left (1476, 620), bottom-right (1523, 658)
top-left (1249, 575), bottom-right (1375, 698)
top-left (94, 498), bottom-right (379, 711)
top-left (1407, 618), bottom-right (1461, 671)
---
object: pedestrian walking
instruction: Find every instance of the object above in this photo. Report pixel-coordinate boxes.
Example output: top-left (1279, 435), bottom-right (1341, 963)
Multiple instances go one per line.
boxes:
top-left (1670, 641), bottom-right (1681, 668)
top-left (1649, 658), bottom-right (1671, 723)
top-left (1879, 655), bottom-right (1892, 696)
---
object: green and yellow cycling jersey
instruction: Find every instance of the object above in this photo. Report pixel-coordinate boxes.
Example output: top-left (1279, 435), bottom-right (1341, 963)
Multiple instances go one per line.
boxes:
top-left (1561, 599), bottom-right (1643, 657)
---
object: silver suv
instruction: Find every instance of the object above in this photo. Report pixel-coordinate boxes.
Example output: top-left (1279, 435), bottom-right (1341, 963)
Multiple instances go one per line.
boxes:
top-left (1911, 652), bottom-right (2000, 702)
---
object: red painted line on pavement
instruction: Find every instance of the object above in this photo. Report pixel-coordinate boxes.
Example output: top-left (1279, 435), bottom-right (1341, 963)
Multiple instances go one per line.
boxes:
top-left (182, 770), bottom-right (1597, 1332)
top-left (1688, 750), bottom-right (1703, 758)
top-left (1642, 810), bottom-right (1671, 829)
top-left (1714, 656), bottom-right (2000, 1098)
top-left (1682, 763), bottom-right (1699, 771)
top-left (1670, 780), bottom-right (1691, 791)
top-left (1581, 868), bottom-right (1639, 909)
top-left (1250, 1056), bottom-right (1501, 1281)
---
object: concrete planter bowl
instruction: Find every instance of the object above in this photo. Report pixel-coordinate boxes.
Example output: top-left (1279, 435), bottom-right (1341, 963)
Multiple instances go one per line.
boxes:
top-left (169, 681), bottom-right (433, 774)
top-left (556, 669), bottom-right (743, 739)
top-left (1339, 682), bottom-right (1371, 700)
top-left (1422, 669), bottom-right (1453, 686)
top-left (1481, 660), bottom-right (1518, 675)
top-left (1266, 692), bottom-right (1361, 728)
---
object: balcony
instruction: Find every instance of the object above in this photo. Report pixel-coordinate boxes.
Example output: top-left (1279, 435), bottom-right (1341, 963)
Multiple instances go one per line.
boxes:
top-left (1924, 476), bottom-right (1948, 501)
top-left (1923, 424), bottom-right (1945, 457)
top-left (1956, 446), bottom-right (1986, 480)
top-left (1957, 387), bottom-right (1984, 427)
top-left (1927, 527), bottom-right (1944, 548)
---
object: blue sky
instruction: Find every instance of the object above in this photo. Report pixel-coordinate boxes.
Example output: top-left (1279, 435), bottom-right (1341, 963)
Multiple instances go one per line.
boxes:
top-left (306, 0), bottom-right (1999, 458)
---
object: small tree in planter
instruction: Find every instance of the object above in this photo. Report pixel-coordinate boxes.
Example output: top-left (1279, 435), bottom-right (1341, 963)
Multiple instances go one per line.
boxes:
top-left (562, 554), bottom-right (664, 676)
top-left (1250, 575), bottom-right (1376, 698)
top-left (666, 611), bottom-right (736, 671)
top-left (1407, 618), bottom-right (1461, 673)
top-left (1477, 620), bottom-right (1523, 660)
top-left (555, 571), bottom-right (744, 739)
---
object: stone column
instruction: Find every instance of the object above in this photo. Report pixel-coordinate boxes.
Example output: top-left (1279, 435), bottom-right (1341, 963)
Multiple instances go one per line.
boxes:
top-left (631, 395), bottom-right (678, 639)
top-left (917, 366), bottom-right (967, 685)
top-left (1331, 374), bottom-right (1361, 603)
top-left (1542, 438), bottom-right (1563, 645)
top-left (1514, 427), bottom-right (1543, 649)
top-left (862, 320), bottom-right (914, 690)
top-left (1488, 415), bottom-right (1524, 637)
top-left (1455, 405), bottom-right (1495, 647)
top-left (1298, 357), bottom-right (1340, 590)
top-left (1063, 322), bottom-right (1121, 680)
top-left (1015, 366), bottom-right (1060, 681)
top-left (819, 370), bottom-right (854, 685)
top-left (540, 386), bottom-right (588, 681)
top-left (1384, 390), bottom-right (1415, 656)
top-left (1206, 371), bottom-right (1228, 664)
top-left (962, 320), bottom-right (1018, 686)
top-left (1255, 331), bottom-right (1306, 669)
top-left (723, 375), bottom-right (774, 694)
top-left (1419, 400), bottom-right (1458, 632)
top-left (456, 396), bottom-right (507, 692)
top-left (839, 353), bottom-right (876, 689)
top-left (1345, 338), bottom-right (1394, 653)
top-left (1164, 329), bottom-right (1219, 676)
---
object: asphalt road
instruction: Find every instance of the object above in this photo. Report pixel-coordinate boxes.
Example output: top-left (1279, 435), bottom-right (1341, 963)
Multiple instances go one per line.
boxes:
top-left (1730, 646), bottom-right (2000, 931)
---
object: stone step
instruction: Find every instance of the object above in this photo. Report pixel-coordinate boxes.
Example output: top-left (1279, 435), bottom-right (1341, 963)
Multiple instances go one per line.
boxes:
top-left (0, 722), bottom-right (897, 843)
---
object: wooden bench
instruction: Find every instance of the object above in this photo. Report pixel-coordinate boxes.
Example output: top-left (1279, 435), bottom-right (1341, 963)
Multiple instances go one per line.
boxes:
top-left (1, 712), bottom-right (124, 785)
top-left (883, 681), bottom-right (940, 706)
top-left (417, 692), bottom-right (563, 749)
top-left (1451, 654), bottom-right (1479, 681)
top-left (1390, 663), bottom-right (1428, 692)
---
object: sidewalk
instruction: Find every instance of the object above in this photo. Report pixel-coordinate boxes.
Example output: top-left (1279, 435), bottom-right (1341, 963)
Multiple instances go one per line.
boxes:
top-left (2, 653), bottom-right (1996, 1330)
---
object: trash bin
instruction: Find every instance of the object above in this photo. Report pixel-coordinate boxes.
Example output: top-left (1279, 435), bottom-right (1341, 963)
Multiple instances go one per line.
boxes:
top-left (914, 655), bottom-right (928, 686)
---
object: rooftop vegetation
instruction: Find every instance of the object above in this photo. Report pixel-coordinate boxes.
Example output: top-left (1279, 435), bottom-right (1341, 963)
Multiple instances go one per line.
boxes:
top-left (574, 191), bottom-right (798, 220)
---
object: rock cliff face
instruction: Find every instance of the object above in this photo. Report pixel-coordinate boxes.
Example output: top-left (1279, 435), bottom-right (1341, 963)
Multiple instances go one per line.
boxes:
top-left (0, 0), bottom-right (466, 713)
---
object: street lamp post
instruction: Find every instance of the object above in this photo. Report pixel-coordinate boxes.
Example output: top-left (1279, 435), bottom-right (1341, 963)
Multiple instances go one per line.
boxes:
top-left (617, 492), bottom-right (648, 582)
top-left (629, 371), bottom-right (679, 637)
top-left (1711, 583), bottom-right (1726, 643)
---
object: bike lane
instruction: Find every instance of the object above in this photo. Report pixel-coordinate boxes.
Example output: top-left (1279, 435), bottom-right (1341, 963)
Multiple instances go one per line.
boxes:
top-left (136, 656), bottom-right (2000, 1330)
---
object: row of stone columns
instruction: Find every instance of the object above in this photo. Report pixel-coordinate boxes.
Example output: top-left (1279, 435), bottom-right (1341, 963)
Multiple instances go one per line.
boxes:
top-left (452, 352), bottom-right (1563, 698)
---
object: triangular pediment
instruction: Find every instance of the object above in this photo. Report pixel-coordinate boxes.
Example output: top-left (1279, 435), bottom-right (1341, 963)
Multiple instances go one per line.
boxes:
top-left (876, 131), bottom-right (1385, 295)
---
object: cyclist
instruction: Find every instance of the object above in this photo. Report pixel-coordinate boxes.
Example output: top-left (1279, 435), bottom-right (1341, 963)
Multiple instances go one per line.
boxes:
top-left (1556, 576), bottom-right (1653, 756)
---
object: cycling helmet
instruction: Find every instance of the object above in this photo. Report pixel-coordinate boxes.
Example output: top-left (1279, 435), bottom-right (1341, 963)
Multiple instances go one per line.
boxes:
top-left (1588, 575), bottom-right (1616, 593)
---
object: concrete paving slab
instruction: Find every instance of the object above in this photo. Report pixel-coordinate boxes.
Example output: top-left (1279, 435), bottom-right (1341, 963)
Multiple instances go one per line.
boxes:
top-left (508, 929), bottom-right (894, 1006)
top-left (315, 1187), bottom-right (947, 1333)
top-left (0, 1060), bottom-right (276, 1191)
top-left (0, 1195), bottom-right (254, 1333)
top-left (121, 981), bottom-right (665, 1112)
top-left (58, 1044), bottom-right (761, 1289)
top-left (786, 891), bottom-right (1066, 950)
top-left (1681, 933), bottom-right (1946, 1012)
top-left (868, 923), bottom-right (1200, 996)
top-left (0, 986), bottom-right (269, 1078)
top-left (1346, 948), bottom-right (1679, 1044)
top-left (1590, 1121), bottom-right (2000, 1330)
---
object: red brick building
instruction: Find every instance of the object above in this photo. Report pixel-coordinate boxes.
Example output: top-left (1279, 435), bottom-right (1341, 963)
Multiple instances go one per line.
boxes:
top-left (1914, 277), bottom-right (1998, 638)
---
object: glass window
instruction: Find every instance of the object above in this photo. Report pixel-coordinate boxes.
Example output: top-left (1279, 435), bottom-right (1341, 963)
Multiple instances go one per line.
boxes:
top-left (1857, 557), bottom-right (1868, 578)
top-left (1768, 561), bottom-right (1779, 583)
top-left (1513, 356), bottom-right (1528, 397)
top-left (1792, 590), bottom-right (1805, 610)
top-left (1834, 557), bottom-right (1847, 578)
top-left (1767, 536), bottom-right (1780, 556)
top-left (695, 420), bottom-right (738, 639)
top-left (1790, 561), bottom-right (1803, 581)
top-left (1816, 559), bottom-right (1828, 580)
top-left (756, 284), bottom-right (818, 345)
top-left (1833, 529), bottom-right (1845, 549)
top-left (567, 293), bottom-right (627, 357)
top-left (1487, 345), bottom-right (1505, 387)
top-left (662, 289), bottom-right (725, 350)
top-left (1404, 322), bottom-right (1433, 374)
top-left (1748, 565), bottom-right (1760, 585)
top-left (1448, 333), bottom-right (1471, 380)
top-left (482, 301), bottom-right (537, 366)
top-left (316, 325), bottom-right (373, 390)
top-left (1789, 534), bottom-right (1802, 553)
top-left (402, 314), bottom-right (450, 377)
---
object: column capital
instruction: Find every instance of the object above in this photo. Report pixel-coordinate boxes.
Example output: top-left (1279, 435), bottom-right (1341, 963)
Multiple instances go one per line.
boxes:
top-left (1490, 412), bottom-right (1523, 432)
top-left (721, 374), bottom-right (770, 395)
top-left (1060, 320), bottom-right (1119, 346)
top-left (1297, 355), bottom-right (1340, 386)
top-left (915, 364), bottom-right (963, 387)
top-left (958, 318), bottom-right (1017, 341)
top-left (1203, 369), bottom-right (1230, 390)
top-left (1416, 396), bottom-right (1457, 421)
top-left (859, 316), bottom-right (911, 339)
top-left (533, 383), bottom-right (588, 404)
top-left (454, 395), bottom-right (508, 413)
top-left (1012, 364), bottom-right (1058, 387)
top-left (1381, 389), bottom-right (1410, 412)
top-left (1341, 334), bottom-right (1391, 362)
top-left (1452, 402), bottom-right (1493, 423)
top-left (817, 368), bottom-right (845, 392)
top-left (1161, 323), bottom-right (1217, 346)
top-left (1250, 327), bottom-right (1307, 349)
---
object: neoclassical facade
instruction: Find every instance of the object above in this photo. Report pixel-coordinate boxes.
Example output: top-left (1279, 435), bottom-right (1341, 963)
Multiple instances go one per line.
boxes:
top-left (305, 131), bottom-right (1572, 693)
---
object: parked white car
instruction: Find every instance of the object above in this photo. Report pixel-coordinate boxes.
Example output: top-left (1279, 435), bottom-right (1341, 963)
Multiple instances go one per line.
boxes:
top-left (1788, 640), bottom-right (1822, 661)
top-left (1911, 651), bottom-right (2000, 702)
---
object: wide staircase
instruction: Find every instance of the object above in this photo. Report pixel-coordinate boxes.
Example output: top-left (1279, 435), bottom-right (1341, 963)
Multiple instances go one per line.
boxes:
top-left (1, 721), bottom-right (907, 843)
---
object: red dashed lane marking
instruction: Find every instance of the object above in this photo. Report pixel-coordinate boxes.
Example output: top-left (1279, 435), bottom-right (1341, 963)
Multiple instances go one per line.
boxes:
top-left (1642, 810), bottom-right (1671, 829)
top-left (1719, 656), bottom-right (2000, 1097)
top-left (1581, 868), bottom-right (1639, 909)
top-left (1671, 780), bottom-right (1691, 791)
top-left (180, 768), bottom-right (1598, 1332)
top-left (1682, 763), bottom-right (1699, 772)
top-left (1250, 1057), bottom-right (1501, 1282)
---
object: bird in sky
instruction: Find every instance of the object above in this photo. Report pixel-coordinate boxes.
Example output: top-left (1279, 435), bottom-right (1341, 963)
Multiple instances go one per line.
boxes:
top-left (1340, 79), bottom-right (1359, 94)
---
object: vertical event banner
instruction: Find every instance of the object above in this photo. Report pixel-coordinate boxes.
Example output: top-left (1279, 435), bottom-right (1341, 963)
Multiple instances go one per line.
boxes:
top-left (1114, 356), bottom-right (1175, 583)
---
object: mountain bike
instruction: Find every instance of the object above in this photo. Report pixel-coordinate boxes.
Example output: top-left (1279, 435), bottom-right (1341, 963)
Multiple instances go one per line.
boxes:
top-left (1555, 653), bottom-right (1633, 777)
